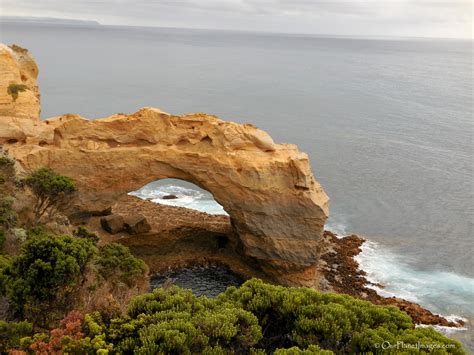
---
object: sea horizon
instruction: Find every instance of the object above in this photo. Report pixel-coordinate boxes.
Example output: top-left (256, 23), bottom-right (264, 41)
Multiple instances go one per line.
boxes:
top-left (2, 16), bottom-right (473, 41)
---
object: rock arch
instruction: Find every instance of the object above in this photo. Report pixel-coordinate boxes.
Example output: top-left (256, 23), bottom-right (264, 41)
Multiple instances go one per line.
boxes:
top-left (0, 44), bottom-right (329, 285)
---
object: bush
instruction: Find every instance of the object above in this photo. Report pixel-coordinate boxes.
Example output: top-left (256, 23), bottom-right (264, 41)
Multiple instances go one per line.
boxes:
top-left (0, 320), bottom-right (33, 353)
top-left (2, 230), bottom-right (96, 322)
top-left (0, 230), bottom-right (5, 251)
top-left (24, 167), bottom-right (76, 224)
top-left (74, 226), bottom-right (100, 244)
top-left (67, 279), bottom-right (463, 354)
top-left (107, 286), bottom-right (262, 354)
top-left (0, 255), bottom-right (11, 294)
top-left (0, 279), bottom-right (465, 354)
top-left (26, 310), bottom-right (113, 354)
top-left (0, 156), bottom-right (15, 169)
top-left (96, 243), bottom-right (148, 286)
top-left (7, 83), bottom-right (28, 102)
top-left (0, 196), bottom-right (17, 229)
top-left (274, 345), bottom-right (334, 354)
top-left (216, 279), bottom-right (463, 354)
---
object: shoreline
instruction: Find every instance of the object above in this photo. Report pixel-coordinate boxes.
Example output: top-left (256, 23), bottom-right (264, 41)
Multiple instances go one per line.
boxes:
top-left (83, 195), bottom-right (465, 329)
top-left (320, 231), bottom-right (465, 328)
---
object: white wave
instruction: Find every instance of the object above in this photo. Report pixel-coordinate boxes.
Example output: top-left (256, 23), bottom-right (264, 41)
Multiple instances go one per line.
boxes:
top-left (129, 181), bottom-right (228, 215)
top-left (355, 240), bottom-right (474, 322)
top-left (325, 215), bottom-right (348, 237)
top-left (131, 187), bottom-right (474, 322)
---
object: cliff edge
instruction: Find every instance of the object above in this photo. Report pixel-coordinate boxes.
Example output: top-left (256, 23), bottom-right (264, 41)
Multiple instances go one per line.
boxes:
top-left (0, 43), bottom-right (329, 286)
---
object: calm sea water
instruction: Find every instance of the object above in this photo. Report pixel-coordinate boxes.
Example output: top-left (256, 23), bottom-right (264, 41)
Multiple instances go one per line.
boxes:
top-left (1, 22), bottom-right (472, 334)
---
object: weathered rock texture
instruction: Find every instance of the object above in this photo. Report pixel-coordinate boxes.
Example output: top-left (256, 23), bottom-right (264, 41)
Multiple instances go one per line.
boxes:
top-left (0, 44), bottom-right (329, 285)
top-left (0, 44), bottom-right (40, 120)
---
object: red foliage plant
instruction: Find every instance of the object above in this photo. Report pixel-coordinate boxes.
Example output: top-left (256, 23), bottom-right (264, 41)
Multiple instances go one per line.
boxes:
top-left (30, 310), bottom-right (85, 355)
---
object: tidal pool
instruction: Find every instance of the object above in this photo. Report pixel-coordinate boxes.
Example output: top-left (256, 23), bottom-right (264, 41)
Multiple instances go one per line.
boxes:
top-left (150, 265), bottom-right (245, 298)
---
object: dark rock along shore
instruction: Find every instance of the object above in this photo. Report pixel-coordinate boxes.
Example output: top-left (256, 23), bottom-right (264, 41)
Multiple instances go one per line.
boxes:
top-left (85, 195), bottom-right (462, 328)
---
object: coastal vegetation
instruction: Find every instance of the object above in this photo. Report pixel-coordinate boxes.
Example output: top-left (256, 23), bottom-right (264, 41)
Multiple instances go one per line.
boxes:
top-left (2, 229), bottom-right (94, 318)
top-left (24, 167), bottom-right (77, 224)
top-left (0, 160), bottom-right (465, 353)
top-left (0, 279), bottom-right (464, 354)
top-left (0, 156), bottom-right (18, 252)
top-left (7, 83), bottom-right (28, 102)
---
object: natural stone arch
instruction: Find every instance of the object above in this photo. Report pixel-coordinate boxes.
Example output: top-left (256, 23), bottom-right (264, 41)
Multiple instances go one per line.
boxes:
top-left (7, 109), bottom-right (328, 275)
top-left (0, 44), bottom-right (329, 286)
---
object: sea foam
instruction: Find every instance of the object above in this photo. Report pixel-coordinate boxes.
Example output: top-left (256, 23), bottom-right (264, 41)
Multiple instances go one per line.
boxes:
top-left (130, 180), bottom-right (228, 215)
top-left (355, 239), bottom-right (474, 322)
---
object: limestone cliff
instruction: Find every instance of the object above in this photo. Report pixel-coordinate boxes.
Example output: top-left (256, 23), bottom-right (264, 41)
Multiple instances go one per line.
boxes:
top-left (0, 44), bottom-right (40, 120)
top-left (0, 43), bottom-right (330, 286)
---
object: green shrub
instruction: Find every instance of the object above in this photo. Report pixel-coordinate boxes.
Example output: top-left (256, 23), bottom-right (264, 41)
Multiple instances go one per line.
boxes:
top-left (0, 230), bottom-right (5, 251)
top-left (0, 156), bottom-right (15, 169)
top-left (0, 255), bottom-right (11, 294)
top-left (74, 226), bottom-right (100, 244)
top-left (7, 83), bottom-right (28, 102)
top-left (96, 243), bottom-right (147, 286)
top-left (0, 279), bottom-right (464, 354)
top-left (106, 286), bottom-right (262, 354)
top-left (0, 320), bottom-right (33, 353)
top-left (0, 196), bottom-right (17, 229)
top-left (2, 230), bottom-right (96, 322)
top-left (24, 167), bottom-right (76, 224)
top-left (71, 279), bottom-right (464, 354)
top-left (274, 345), bottom-right (334, 354)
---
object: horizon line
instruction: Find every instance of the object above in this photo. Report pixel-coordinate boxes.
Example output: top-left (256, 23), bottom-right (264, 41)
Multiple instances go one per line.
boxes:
top-left (2, 15), bottom-right (472, 41)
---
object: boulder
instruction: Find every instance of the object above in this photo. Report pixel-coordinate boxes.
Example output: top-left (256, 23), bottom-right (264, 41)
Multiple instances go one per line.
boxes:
top-left (124, 215), bottom-right (151, 234)
top-left (91, 207), bottom-right (113, 216)
top-left (162, 194), bottom-right (178, 200)
top-left (100, 214), bottom-right (124, 234)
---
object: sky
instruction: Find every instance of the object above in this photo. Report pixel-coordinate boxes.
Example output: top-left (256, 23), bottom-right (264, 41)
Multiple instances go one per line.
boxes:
top-left (1, 0), bottom-right (473, 39)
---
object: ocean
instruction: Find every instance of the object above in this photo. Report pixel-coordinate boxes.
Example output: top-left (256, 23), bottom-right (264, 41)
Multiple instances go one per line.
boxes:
top-left (1, 21), bottom-right (472, 344)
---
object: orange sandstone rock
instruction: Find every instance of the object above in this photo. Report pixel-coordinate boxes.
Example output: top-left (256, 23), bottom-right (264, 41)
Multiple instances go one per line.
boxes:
top-left (0, 44), bottom-right (329, 286)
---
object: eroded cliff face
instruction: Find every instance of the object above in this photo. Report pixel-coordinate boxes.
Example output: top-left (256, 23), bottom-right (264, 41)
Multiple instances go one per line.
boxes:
top-left (0, 44), bottom-right (329, 286)
top-left (0, 44), bottom-right (40, 120)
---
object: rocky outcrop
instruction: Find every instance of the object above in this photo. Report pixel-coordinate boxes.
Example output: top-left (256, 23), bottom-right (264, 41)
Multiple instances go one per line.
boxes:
top-left (320, 231), bottom-right (464, 327)
top-left (0, 44), bottom-right (329, 286)
top-left (0, 44), bottom-right (40, 120)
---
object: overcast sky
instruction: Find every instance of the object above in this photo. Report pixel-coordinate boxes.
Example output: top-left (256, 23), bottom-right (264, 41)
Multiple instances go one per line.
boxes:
top-left (2, 0), bottom-right (473, 39)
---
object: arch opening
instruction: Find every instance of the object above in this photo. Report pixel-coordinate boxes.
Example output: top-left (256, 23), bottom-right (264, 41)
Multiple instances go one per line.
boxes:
top-left (129, 178), bottom-right (228, 216)
top-left (120, 178), bottom-right (255, 293)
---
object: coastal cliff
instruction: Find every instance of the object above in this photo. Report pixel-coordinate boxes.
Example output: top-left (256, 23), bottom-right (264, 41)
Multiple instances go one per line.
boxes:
top-left (0, 44), bottom-right (40, 119)
top-left (0, 44), bottom-right (466, 335)
top-left (0, 43), bottom-right (329, 286)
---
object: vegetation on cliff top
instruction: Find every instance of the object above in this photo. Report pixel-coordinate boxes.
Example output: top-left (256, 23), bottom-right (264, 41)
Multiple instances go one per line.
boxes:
top-left (0, 161), bottom-right (465, 353)
top-left (0, 156), bottom-right (18, 252)
top-left (1, 229), bottom-right (96, 321)
top-left (0, 278), bottom-right (465, 354)
top-left (24, 167), bottom-right (77, 224)
top-left (0, 229), bottom-right (148, 327)
top-left (7, 83), bottom-right (29, 102)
